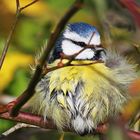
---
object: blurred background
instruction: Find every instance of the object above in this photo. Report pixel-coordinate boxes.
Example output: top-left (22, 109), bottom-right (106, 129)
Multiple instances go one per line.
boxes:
top-left (0, 0), bottom-right (140, 140)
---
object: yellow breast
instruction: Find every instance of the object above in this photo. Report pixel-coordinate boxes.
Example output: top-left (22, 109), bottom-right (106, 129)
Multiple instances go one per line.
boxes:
top-left (49, 60), bottom-right (113, 97)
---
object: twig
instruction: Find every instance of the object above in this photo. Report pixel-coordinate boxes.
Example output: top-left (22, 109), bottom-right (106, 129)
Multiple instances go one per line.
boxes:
top-left (1, 110), bottom-right (140, 139)
top-left (0, 17), bottom-right (18, 69)
top-left (16, 0), bottom-right (20, 12)
top-left (2, 123), bottom-right (38, 136)
top-left (0, 105), bottom-right (8, 113)
top-left (127, 129), bottom-right (140, 140)
top-left (44, 61), bottom-right (103, 74)
top-left (10, 0), bottom-right (84, 117)
top-left (118, 0), bottom-right (140, 27)
top-left (0, 0), bottom-right (39, 69)
top-left (20, 0), bottom-right (39, 11)
top-left (0, 111), bottom-right (56, 130)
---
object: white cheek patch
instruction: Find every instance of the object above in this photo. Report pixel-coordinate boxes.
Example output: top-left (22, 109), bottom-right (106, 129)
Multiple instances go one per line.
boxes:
top-left (62, 40), bottom-right (82, 56)
top-left (76, 49), bottom-right (95, 59)
top-left (64, 29), bottom-right (101, 45)
top-left (62, 40), bottom-right (95, 59)
top-left (90, 33), bottom-right (100, 45)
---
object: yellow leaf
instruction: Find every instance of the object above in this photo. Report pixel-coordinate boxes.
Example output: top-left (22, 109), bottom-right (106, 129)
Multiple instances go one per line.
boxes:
top-left (0, 52), bottom-right (33, 91)
top-left (2, 0), bottom-right (48, 17)
top-left (122, 98), bottom-right (140, 121)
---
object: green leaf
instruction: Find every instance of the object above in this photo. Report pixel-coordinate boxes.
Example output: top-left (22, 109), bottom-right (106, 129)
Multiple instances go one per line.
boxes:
top-left (16, 19), bottom-right (42, 53)
top-left (0, 119), bottom-right (14, 133)
top-left (5, 69), bottom-right (30, 96)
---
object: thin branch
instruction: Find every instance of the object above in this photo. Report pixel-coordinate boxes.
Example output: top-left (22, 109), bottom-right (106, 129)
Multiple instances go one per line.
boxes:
top-left (20, 0), bottom-right (39, 11)
top-left (118, 0), bottom-right (140, 27)
top-left (44, 60), bottom-right (103, 74)
top-left (2, 123), bottom-right (38, 136)
top-left (10, 0), bottom-right (84, 117)
top-left (0, 18), bottom-right (18, 69)
top-left (16, 0), bottom-right (20, 11)
top-left (1, 110), bottom-right (140, 139)
top-left (0, 0), bottom-right (39, 69)
top-left (0, 111), bottom-right (56, 130)
top-left (127, 129), bottom-right (140, 140)
top-left (0, 105), bottom-right (8, 113)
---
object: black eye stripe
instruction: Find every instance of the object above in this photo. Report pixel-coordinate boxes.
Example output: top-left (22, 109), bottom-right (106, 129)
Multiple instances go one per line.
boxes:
top-left (72, 40), bottom-right (86, 47)
top-left (64, 38), bottom-right (103, 49)
top-left (65, 38), bottom-right (86, 47)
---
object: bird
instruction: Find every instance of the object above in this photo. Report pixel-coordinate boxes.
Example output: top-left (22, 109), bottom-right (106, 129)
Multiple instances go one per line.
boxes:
top-left (31, 22), bottom-right (137, 135)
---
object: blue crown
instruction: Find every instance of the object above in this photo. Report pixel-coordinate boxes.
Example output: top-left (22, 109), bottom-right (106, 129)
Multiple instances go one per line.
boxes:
top-left (67, 22), bottom-right (99, 37)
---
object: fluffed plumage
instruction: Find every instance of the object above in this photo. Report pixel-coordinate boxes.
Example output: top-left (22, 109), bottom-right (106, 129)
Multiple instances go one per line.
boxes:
top-left (31, 22), bottom-right (137, 135)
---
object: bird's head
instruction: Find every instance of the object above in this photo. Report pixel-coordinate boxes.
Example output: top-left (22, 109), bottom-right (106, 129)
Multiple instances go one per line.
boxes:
top-left (49, 22), bottom-right (106, 63)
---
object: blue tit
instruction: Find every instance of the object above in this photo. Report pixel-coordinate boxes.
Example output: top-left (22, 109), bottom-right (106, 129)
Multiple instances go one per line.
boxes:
top-left (31, 22), bottom-right (137, 135)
